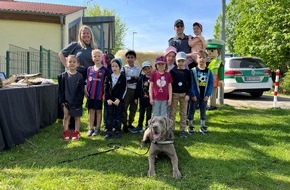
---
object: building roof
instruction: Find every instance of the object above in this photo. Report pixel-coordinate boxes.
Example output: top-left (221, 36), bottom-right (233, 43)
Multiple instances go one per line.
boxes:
top-left (0, 0), bottom-right (86, 15)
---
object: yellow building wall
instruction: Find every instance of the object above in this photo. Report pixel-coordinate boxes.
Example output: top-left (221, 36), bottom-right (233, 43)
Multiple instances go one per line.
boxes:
top-left (0, 10), bottom-right (84, 56)
top-left (0, 20), bottom-right (61, 55)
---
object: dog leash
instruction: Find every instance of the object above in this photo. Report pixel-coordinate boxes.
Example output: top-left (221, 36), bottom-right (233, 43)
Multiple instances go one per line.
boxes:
top-left (107, 142), bottom-right (150, 156)
top-left (58, 143), bottom-right (150, 164)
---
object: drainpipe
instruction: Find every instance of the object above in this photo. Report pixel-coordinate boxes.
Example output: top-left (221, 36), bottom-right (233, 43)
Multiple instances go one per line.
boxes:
top-left (60, 14), bottom-right (65, 49)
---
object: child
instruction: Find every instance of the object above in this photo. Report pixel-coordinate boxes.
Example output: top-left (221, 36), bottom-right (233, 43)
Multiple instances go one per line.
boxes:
top-left (187, 22), bottom-right (206, 69)
top-left (169, 52), bottom-right (191, 138)
top-left (164, 46), bottom-right (177, 71)
top-left (58, 55), bottom-right (85, 140)
top-left (149, 56), bottom-right (172, 116)
top-left (104, 53), bottom-right (115, 74)
top-left (189, 50), bottom-right (213, 134)
top-left (104, 58), bottom-right (127, 139)
top-left (130, 61), bottom-right (153, 133)
top-left (85, 49), bottom-right (108, 137)
top-left (102, 53), bottom-right (115, 129)
top-left (121, 50), bottom-right (142, 132)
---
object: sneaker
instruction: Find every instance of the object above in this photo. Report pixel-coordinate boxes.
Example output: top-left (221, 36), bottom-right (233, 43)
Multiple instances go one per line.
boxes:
top-left (188, 126), bottom-right (194, 135)
top-left (129, 126), bottom-right (142, 133)
top-left (72, 130), bottom-right (80, 140)
top-left (207, 106), bottom-right (217, 111)
top-left (180, 130), bottom-right (187, 138)
top-left (92, 128), bottom-right (100, 136)
top-left (104, 133), bottom-right (112, 139)
top-left (63, 130), bottom-right (70, 140)
top-left (114, 132), bottom-right (121, 139)
top-left (87, 128), bottom-right (94, 136)
top-left (199, 126), bottom-right (208, 134)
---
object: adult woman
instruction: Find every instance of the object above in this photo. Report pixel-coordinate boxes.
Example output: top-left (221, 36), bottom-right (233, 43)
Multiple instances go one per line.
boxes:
top-left (58, 25), bottom-right (98, 79)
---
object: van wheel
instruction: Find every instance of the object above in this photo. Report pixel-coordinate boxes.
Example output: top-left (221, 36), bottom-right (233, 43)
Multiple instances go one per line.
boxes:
top-left (250, 91), bottom-right (263, 98)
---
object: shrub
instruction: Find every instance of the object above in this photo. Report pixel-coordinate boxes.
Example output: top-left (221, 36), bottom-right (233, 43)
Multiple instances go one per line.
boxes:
top-left (280, 70), bottom-right (290, 94)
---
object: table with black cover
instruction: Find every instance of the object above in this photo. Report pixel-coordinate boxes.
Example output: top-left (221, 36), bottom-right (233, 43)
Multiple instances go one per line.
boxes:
top-left (0, 84), bottom-right (58, 150)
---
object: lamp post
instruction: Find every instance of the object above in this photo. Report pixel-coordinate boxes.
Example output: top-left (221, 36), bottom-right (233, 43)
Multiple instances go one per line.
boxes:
top-left (132, 32), bottom-right (137, 50)
top-left (218, 0), bottom-right (226, 105)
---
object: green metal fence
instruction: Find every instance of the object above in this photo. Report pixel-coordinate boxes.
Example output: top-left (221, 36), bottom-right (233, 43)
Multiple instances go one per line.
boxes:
top-left (0, 44), bottom-right (64, 79)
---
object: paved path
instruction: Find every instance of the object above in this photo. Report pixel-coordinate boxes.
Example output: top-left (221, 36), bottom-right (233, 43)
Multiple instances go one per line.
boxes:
top-left (222, 93), bottom-right (290, 109)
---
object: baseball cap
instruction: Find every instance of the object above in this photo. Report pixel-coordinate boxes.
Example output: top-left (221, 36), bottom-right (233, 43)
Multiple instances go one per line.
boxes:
top-left (142, 61), bottom-right (151, 69)
top-left (164, 46), bottom-right (177, 57)
top-left (174, 19), bottom-right (184, 26)
top-left (176, 52), bottom-right (186, 61)
top-left (156, 56), bottom-right (167, 64)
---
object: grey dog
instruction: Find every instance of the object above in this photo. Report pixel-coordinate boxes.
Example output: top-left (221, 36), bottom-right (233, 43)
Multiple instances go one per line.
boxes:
top-left (141, 116), bottom-right (182, 179)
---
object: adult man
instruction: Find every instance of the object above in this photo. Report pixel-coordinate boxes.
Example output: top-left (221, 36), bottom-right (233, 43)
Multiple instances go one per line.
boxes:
top-left (168, 19), bottom-right (192, 68)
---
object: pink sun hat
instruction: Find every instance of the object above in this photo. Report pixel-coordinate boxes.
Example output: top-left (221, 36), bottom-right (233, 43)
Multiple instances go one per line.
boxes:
top-left (164, 46), bottom-right (177, 57)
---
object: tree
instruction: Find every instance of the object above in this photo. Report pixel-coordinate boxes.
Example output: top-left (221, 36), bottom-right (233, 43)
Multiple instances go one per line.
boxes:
top-left (85, 4), bottom-right (127, 54)
top-left (214, 0), bottom-right (290, 73)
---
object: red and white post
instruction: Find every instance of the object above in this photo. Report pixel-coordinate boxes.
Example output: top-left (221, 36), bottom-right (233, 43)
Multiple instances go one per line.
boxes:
top-left (273, 69), bottom-right (280, 107)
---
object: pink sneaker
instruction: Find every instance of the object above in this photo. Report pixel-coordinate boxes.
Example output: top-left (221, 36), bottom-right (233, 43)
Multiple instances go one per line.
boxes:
top-left (63, 130), bottom-right (70, 140)
top-left (72, 130), bottom-right (80, 140)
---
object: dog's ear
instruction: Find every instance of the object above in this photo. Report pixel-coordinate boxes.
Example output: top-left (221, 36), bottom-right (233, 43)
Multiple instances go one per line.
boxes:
top-left (163, 117), bottom-right (173, 131)
top-left (147, 117), bottom-right (153, 127)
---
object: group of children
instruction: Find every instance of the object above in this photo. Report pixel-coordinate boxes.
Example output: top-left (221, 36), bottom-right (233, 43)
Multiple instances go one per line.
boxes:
top-left (58, 45), bottom-right (213, 140)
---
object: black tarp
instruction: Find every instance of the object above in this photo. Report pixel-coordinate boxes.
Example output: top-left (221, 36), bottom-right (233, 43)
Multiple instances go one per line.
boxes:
top-left (0, 84), bottom-right (58, 150)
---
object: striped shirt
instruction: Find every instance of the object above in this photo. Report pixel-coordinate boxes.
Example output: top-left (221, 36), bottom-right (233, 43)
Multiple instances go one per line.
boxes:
top-left (86, 66), bottom-right (108, 100)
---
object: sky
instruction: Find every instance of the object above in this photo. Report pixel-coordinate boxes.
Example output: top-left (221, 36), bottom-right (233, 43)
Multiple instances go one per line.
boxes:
top-left (19, 0), bottom-right (227, 52)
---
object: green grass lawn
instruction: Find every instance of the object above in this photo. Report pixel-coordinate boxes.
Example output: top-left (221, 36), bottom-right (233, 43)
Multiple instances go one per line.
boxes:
top-left (1, 105), bottom-right (290, 190)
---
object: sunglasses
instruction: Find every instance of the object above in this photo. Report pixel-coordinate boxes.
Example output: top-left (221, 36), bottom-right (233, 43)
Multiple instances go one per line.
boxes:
top-left (175, 25), bottom-right (184, 28)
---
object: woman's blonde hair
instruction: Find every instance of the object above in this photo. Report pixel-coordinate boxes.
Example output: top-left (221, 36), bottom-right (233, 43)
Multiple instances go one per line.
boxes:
top-left (78, 25), bottom-right (98, 50)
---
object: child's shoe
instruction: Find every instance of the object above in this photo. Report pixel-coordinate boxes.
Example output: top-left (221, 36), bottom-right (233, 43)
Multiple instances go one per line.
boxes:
top-left (92, 128), bottom-right (100, 136)
top-left (188, 125), bottom-right (194, 135)
top-left (199, 126), bottom-right (208, 134)
top-left (180, 130), bottom-right (188, 138)
top-left (72, 130), bottom-right (80, 140)
top-left (114, 131), bottom-right (121, 139)
top-left (63, 130), bottom-right (70, 140)
top-left (87, 128), bottom-right (94, 136)
top-left (129, 126), bottom-right (142, 133)
top-left (104, 133), bottom-right (112, 139)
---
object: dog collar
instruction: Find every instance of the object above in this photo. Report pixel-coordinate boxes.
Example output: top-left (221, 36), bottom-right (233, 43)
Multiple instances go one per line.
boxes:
top-left (152, 140), bottom-right (174, 145)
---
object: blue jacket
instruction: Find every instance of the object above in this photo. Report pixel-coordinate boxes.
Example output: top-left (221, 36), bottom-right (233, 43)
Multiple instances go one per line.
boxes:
top-left (190, 67), bottom-right (214, 98)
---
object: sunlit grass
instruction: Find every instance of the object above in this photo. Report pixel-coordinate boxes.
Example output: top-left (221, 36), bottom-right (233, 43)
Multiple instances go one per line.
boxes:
top-left (1, 106), bottom-right (290, 189)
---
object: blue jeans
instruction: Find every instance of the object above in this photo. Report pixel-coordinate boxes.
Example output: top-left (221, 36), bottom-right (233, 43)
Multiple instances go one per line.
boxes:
top-left (152, 100), bottom-right (168, 116)
top-left (187, 98), bottom-right (207, 121)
